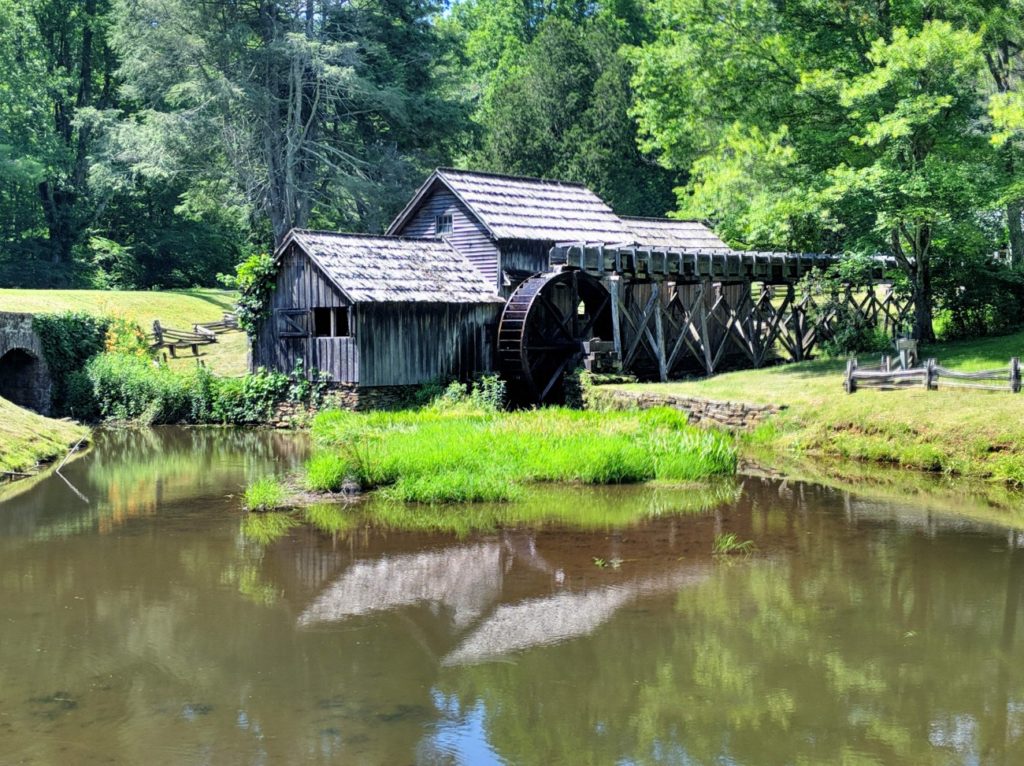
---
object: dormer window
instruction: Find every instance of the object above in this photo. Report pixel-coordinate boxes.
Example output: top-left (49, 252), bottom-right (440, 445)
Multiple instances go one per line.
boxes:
top-left (434, 213), bottom-right (453, 237)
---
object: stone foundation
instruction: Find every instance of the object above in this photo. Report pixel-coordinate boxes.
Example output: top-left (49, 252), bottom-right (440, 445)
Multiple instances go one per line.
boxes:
top-left (586, 386), bottom-right (784, 431)
top-left (271, 384), bottom-right (421, 427)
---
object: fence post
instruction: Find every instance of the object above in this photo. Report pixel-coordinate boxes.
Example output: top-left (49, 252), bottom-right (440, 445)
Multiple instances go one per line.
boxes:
top-left (1012, 357), bottom-right (1021, 393)
top-left (845, 358), bottom-right (858, 394)
top-left (924, 358), bottom-right (936, 390)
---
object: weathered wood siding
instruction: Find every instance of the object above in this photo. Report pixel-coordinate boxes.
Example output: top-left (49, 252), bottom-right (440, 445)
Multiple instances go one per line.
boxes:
top-left (499, 240), bottom-right (550, 276)
top-left (355, 303), bottom-right (501, 387)
top-left (393, 186), bottom-right (500, 289)
top-left (250, 246), bottom-right (359, 383)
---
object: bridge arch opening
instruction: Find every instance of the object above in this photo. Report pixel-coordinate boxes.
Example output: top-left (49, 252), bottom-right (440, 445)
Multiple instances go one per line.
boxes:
top-left (0, 348), bottom-right (45, 412)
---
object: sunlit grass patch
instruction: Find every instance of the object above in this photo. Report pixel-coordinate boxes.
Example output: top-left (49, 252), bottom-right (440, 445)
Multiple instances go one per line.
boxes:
top-left (305, 406), bottom-right (737, 504)
top-left (244, 476), bottom-right (288, 512)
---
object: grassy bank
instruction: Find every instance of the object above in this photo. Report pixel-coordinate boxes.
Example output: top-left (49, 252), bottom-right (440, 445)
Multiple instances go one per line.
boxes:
top-left (300, 405), bottom-right (737, 504)
top-left (0, 288), bottom-right (245, 375)
top-left (0, 397), bottom-right (87, 477)
top-left (606, 330), bottom-right (1024, 483)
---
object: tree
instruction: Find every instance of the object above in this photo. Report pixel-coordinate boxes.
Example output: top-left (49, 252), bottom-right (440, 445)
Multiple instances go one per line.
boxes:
top-left (632, 2), bottom-right (1004, 340)
top-left (454, 0), bottom-right (677, 216)
top-left (829, 23), bottom-right (992, 341)
top-left (112, 0), bottom-right (463, 246)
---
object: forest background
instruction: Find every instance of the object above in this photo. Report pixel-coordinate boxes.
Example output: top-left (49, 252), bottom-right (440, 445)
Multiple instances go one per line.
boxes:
top-left (3, 0), bottom-right (1024, 340)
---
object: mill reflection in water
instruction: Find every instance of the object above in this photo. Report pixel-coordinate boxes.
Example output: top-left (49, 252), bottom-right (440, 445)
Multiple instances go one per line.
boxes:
top-left (0, 427), bottom-right (1022, 765)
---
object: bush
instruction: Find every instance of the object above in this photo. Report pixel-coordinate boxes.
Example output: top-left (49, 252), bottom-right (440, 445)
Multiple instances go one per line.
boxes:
top-left (470, 374), bottom-right (507, 411)
top-left (820, 304), bottom-right (892, 356)
top-left (210, 368), bottom-right (289, 425)
top-left (75, 352), bottom-right (303, 426)
top-left (32, 311), bottom-right (113, 413)
top-left (934, 256), bottom-right (1024, 340)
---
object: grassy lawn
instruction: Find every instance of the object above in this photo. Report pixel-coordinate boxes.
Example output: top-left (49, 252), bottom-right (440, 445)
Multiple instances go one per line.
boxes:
top-left (0, 288), bottom-right (247, 376)
top-left (606, 331), bottom-right (1024, 483)
top-left (0, 397), bottom-right (87, 476)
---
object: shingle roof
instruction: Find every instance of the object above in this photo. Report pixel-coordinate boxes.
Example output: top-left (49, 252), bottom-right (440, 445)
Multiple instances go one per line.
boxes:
top-left (390, 168), bottom-right (633, 243)
top-left (621, 217), bottom-right (730, 251)
top-left (283, 230), bottom-right (504, 304)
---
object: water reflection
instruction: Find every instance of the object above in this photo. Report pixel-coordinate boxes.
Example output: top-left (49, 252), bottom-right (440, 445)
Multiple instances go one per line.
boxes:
top-left (0, 428), bottom-right (1022, 764)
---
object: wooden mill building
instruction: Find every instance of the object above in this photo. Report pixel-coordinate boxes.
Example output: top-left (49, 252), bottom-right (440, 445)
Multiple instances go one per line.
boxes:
top-left (387, 168), bottom-right (728, 295)
top-left (249, 230), bottom-right (504, 402)
top-left (252, 168), bottom-right (898, 404)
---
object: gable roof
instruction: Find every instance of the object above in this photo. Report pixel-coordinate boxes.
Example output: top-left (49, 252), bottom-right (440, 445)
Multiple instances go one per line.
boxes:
top-left (388, 168), bottom-right (633, 243)
top-left (621, 217), bottom-right (730, 251)
top-left (280, 230), bottom-right (503, 304)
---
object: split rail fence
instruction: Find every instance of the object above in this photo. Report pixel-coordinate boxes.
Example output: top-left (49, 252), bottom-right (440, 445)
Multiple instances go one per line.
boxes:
top-left (151, 313), bottom-right (239, 357)
top-left (845, 356), bottom-right (1023, 394)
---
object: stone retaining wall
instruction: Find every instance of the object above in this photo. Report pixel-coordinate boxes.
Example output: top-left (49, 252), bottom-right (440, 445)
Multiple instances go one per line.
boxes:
top-left (271, 384), bottom-right (419, 427)
top-left (586, 386), bottom-right (784, 431)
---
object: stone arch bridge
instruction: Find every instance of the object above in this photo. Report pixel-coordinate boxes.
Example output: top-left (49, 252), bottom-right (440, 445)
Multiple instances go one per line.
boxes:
top-left (0, 312), bottom-right (53, 415)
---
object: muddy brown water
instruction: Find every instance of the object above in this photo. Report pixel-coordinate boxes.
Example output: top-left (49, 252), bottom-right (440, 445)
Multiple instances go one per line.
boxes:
top-left (1, 427), bottom-right (1023, 765)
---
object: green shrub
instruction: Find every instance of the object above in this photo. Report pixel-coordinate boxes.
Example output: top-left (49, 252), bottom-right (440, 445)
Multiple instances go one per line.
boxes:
top-left (470, 374), bottom-right (507, 411)
top-left (86, 353), bottom-right (192, 424)
top-left (244, 477), bottom-right (288, 512)
top-left (32, 311), bottom-right (113, 413)
top-left (210, 368), bottom-right (289, 425)
top-left (821, 304), bottom-right (892, 357)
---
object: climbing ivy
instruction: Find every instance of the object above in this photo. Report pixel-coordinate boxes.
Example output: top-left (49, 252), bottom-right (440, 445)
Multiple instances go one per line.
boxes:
top-left (32, 312), bottom-right (113, 413)
top-left (231, 253), bottom-right (277, 337)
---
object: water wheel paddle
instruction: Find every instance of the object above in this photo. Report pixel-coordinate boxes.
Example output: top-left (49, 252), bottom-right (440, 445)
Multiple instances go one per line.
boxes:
top-left (498, 269), bottom-right (612, 403)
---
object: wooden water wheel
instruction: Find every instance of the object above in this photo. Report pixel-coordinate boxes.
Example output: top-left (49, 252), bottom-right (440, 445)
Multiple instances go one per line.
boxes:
top-left (498, 269), bottom-right (612, 403)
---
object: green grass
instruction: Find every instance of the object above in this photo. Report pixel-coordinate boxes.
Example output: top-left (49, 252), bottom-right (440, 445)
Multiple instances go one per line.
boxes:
top-left (0, 288), bottom-right (246, 376)
top-left (305, 405), bottom-right (737, 504)
top-left (603, 329), bottom-right (1024, 483)
top-left (243, 476), bottom-right (288, 512)
top-left (0, 397), bottom-right (87, 476)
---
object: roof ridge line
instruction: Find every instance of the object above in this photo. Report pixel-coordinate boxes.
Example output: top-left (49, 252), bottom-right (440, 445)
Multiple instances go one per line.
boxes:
top-left (437, 167), bottom-right (591, 189)
top-left (620, 215), bottom-right (706, 223)
top-left (292, 229), bottom-right (451, 244)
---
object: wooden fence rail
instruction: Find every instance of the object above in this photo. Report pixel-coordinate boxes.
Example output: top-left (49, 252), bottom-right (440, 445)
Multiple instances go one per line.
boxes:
top-left (845, 356), bottom-right (1022, 393)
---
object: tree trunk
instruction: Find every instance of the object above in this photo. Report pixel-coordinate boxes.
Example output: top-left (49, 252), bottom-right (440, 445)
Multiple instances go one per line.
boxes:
top-left (1008, 198), bottom-right (1024, 269)
top-left (911, 259), bottom-right (935, 342)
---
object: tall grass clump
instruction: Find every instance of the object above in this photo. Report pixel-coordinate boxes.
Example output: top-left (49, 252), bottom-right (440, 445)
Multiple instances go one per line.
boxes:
top-left (306, 406), bottom-right (736, 504)
top-left (244, 477), bottom-right (288, 512)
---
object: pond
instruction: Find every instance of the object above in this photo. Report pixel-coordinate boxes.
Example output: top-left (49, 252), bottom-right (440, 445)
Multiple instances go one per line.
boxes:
top-left (1, 427), bottom-right (1022, 765)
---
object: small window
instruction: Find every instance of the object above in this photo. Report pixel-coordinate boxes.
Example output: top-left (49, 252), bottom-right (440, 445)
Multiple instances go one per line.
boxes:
top-left (435, 213), bottom-right (453, 237)
top-left (277, 308), bottom-right (309, 338)
top-left (313, 307), bottom-right (350, 338)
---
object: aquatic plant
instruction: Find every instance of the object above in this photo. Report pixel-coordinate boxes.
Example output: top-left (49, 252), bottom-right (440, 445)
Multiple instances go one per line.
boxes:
top-left (244, 477), bottom-right (288, 512)
top-left (712, 533), bottom-right (755, 556)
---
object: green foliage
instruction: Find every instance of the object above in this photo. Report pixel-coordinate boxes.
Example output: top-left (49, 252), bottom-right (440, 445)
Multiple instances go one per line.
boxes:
top-left (74, 352), bottom-right (317, 425)
top-left (470, 374), bottom-right (508, 412)
top-left (460, 6), bottom-right (676, 216)
top-left (244, 477), bottom-right (288, 512)
top-left (305, 405), bottom-right (737, 503)
top-left (820, 305), bottom-right (893, 357)
top-left (933, 255), bottom-right (1024, 340)
top-left (233, 253), bottom-right (277, 337)
top-left (32, 311), bottom-right (113, 413)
